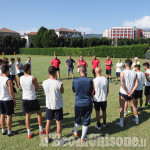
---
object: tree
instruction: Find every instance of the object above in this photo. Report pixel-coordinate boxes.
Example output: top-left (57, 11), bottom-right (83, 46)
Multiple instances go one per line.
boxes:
top-left (20, 38), bottom-right (27, 48)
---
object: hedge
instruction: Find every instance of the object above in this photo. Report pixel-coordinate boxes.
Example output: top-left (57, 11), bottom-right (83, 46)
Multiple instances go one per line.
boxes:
top-left (20, 44), bottom-right (149, 58)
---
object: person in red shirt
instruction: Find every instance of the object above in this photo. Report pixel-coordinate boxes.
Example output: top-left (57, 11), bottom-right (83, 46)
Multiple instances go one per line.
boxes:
top-left (51, 56), bottom-right (61, 80)
top-left (78, 56), bottom-right (85, 64)
top-left (92, 56), bottom-right (100, 78)
top-left (105, 56), bottom-right (112, 83)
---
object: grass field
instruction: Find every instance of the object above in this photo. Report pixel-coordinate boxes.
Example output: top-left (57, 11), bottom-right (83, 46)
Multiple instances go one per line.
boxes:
top-left (0, 55), bottom-right (150, 150)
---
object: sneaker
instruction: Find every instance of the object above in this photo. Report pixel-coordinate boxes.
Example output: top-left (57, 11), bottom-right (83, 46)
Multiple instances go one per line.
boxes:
top-left (142, 105), bottom-right (148, 108)
top-left (2, 130), bottom-right (7, 135)
top-left (81, 139), bottom-right (86, 143)
top-left (39, 129), bottom-right (46, 135)
top-left (114, 82), bottom-right (118, 84)
top-left (95, 125), bottom-right (101, 130)
top-left (58, 138), bottom-right (65, 146)
top-left (133, 119), bottom-right (139, 125)
top-left (138, 107), bottom-right (143, 110)
top-left (28, 132), bottom-right (34, 139)
top-left (128, 110), bottom-right (133, 114)
top-left (116, 122), bottom-right (123, 127)
top-left (7, 131), bottom-right (17, 137)
top-left (45, 137), bottom-right (50, 143)
top-left (103, 123), bottom-right (107, 128)
top-left (72, 130), bottom-right (78, 136)
top-left (124, 113), bottom-right (127, 117)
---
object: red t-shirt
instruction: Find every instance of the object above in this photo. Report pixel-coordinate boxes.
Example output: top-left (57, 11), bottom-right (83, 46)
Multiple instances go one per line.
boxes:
top-left (51, 59), bottom-right (61, 68)
top-left (105, 60), bottom-right (112, 70)
top-left (78, 61), bottom-right (88, 68)
top-left (92, 59), bottom-right (100, 69)
top-left (78, 59), bottom-right (85, 63)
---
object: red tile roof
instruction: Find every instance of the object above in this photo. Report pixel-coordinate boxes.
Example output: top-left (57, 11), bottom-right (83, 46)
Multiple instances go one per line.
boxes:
top-left (0, 28), bottom-right (19, 33)
top-left (55, 28), bottom-right (81, 33)
top-left (24, 32), bottom-right (37, 36)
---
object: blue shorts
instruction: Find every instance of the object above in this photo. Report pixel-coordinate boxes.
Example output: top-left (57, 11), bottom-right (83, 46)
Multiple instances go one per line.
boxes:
top-left (46, 107), bottom-right (63, 121)
top-left (22, 99), bottom-right (40, 113)
top-left (17, 72), bottom-right (24, 77)
top-left (0, 100), bottom-right (14, 116)
top-left (116, 72), bottom-right (120, 77)
top-left (75, 105), bottom-right (93, 126)
top-left (68, 67), bottom-right (73, 74)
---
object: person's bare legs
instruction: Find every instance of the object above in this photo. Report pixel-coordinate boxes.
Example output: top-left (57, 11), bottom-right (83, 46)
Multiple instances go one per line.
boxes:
top-left (140, 97), bottom-right (143, 107)
top-left (124, 101), bottom-right (128, 113)
top-left (14, 76), bottom-right (19, 88)
top-left (134, 98), bottom-right (138, 108)
top-left (56, 120), bottom-right (62, 140)
top-left (7, 115), bottom-right (12, 131)
top-left (36, 110), bottom-right (42, 126)
top-left (57, 72), bottom-right (60, 80)
top-left (1, 114), bottom-right (5, 130)
top-left (95, 110), bottom-right (100, 126)
top-left (129, 99), bottom-right (138, 116)
top-left (18, 77), bottom-right (20, 87)
top-left (102, 111), bottom-right (106, 123)
top-left (72, 73), bottom-right (74, 79)
top-left (67, 73), bottom-right (69, 79)
top-left (26, 112), bottom-right (30, 130)
top-left (46, 120), bottom-right (52, 139)
top-left (145, 95), bottom-right (150, 105)
top-left (116, 77), bottom-right (118, 83)
top-left (120, 97), bottom-right (125, 118)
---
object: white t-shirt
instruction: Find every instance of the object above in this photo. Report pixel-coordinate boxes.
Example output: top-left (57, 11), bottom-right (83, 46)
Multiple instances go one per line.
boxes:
top-left (120, 70), bottom-right (137, 95)
top-left (93, 76), bottom-right (108, 102)
top-left (0, 65), bottom-right (2, 75)
top-left (116, 62), bottom-right (123, 73)
top-left (145, 69), bottom-right (150, 86)
top-left (0, 76), bottom-right (12, 101)
top-left (136, 71), bottom-right (144, 90)
top-left (9, 62), bottom-right (15, 75)
top-left (16, 62), bottom-right (24, 74)
top-left (42, 79), bottom-right (63, 110)
top-left (20, 76), bottom-right (36, 100)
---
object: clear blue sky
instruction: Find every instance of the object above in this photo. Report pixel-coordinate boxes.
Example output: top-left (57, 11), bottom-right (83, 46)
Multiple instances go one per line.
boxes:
top-left (0, 0), bottom-right (150, 34)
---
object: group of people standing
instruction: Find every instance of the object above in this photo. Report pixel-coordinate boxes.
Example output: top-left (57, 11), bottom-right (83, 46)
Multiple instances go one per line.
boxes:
top-left (0, 55), bottom-right (150, 145)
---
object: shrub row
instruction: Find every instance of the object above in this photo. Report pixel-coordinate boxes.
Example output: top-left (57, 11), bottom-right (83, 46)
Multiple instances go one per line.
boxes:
top-left (20, 44), bottom-right (149, 58)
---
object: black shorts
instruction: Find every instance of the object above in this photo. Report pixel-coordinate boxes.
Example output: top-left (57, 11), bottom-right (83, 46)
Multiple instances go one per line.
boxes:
top-left (9, 75), bottom-right (16, 81)
top-left (93, 101), bottom-right (107, 111)
top-left (106, 69), bottom-right (111, 75)
top-left (145, 86), bottom-right (150, 96)
top-left (0, 100), bottom-right (14, 116)
top-left (119, 93), bottom-right (133, 101)
top-left (46, 107), bottom-right (63, 121)
top-left (116, 72), bottom-right (120, 77)
top-left (75, 105), bottom-right (93, 126)
top-left (17, 72), bottom-right (24, 77)
top-left (56, 68), bottom-right (60, 72)
top-left (134, 90), bottom-right (143, 99)
top-left (22, 99), bottom-right (40, 113)
top-left (92, 69), bottom-right (95, 74)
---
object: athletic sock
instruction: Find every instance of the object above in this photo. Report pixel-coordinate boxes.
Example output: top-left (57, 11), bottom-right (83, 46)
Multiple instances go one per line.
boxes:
top-left (97, 122), bottom-right (101, 127)
top-left (8, 130), bottom-right (12, 135)
top-left (124, 111), bottom-right (127, 114)
top-left (2, 129), bottom-right (6, 134)
top-left (74, 123), bottom-right (80, 133)
top-left (27, 129), bottom-right (31, 135)
top-left (135, 115), bottom-right (139, 121)
top-left (120, 118), bottom-right (124, 125)
top-left (81, 126), bottom-right (88, 140)
top-left (39, 126), bottom-right (43, 132)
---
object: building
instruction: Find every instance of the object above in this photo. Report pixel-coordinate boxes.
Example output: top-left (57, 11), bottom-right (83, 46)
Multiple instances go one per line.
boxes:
top-left (0, 28), bottom-right (20, 37)
top-left (21, 32), bottom-right (37, 48)
top-left (137, 29), bottom-right (143, 39)
top-left (143, 30), bottom-right (150, 39)
top-left (103, 27), bottom-right (135, 39)
top-left (55, 28), bottom-right (81, 38)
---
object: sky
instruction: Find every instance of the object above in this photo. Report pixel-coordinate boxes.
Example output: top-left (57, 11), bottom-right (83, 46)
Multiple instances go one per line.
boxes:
top-left (0, 0), bottom-right (150, 34)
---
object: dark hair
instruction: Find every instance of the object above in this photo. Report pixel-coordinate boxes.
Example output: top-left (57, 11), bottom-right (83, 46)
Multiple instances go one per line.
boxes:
top-left (28, 57), bottom-right (31, 59)
top-left (23, 64), bottom-right (31, 73)
top-left (1, 65), bottom-right (9, 74)
top-left (0, 59), bottom-right (3, 64)
top-left (10, 57), bottom-right (15, 61)
top-left (17, 57), bottom-right (20, 61)
top-left (143, 62), bottom-right (149, 68)
top-left (134, 65), bottom-right (140, 70)
top-left (48, 66), bottom-right (57, 76)
top-left (125, 59), bottom-right (132, 67)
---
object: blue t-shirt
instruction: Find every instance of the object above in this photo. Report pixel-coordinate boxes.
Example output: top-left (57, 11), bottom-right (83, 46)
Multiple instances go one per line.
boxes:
top-left (66, 59), bottom-right (75, 68)
top-left (72, 77), bottom-right (93, 106)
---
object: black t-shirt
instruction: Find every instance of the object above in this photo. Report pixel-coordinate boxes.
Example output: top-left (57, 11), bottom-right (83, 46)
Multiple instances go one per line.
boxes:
top-left (66, 59), bottom-right (75, 68)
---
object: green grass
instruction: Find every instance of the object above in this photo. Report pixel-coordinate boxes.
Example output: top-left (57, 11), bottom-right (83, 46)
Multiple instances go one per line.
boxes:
top-left (0, 55), bottom-right (150, 150)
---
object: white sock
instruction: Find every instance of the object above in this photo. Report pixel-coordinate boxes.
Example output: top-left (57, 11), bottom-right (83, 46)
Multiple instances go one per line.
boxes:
top-left (2, 129), bottom-right (6, 133)
top-left (81, 126), bottom-right (88, 140)
top-left (27, 129), bottom-right (31, 135)
top-left (39, 126), bottom-right (43, 132)
top-left (120, 118), bottom-right (124, 124)
top-left (135, 115), bottom-right (139, 120)
top-left (8, 130), bottom-right (12, 135)
top-left (74, 123), bottom-right (80, 133)
top-left (124, 111), bottom-right (127, 114)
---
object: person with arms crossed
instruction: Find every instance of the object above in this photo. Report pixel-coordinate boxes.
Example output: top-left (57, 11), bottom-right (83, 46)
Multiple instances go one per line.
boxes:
top-left (72, 65), bottom-right (93, 143)
top-left (51, 56), bottom-right (61, 80)
top-left (92, 56), bottom-right (100, 78)
top-left (133, 65), bottom-right (144, 109)
top-left (143, 62), bottom-right (150, 108)
top-left (26, 57), bottom-right (31, 65)
top-left (0, 65), bottom-right (17, 136)
top-left (65, 56), bottom-right (76, 80)
top-left (93, 67), bottom-right (109, 130)
top-left (20, 64), bottom-right (45, 139)
top-left (16, 57), bottom-right (24, 89)
top-left (105, 56), bottom-right (112, 83)
top-left (115, 59), bottom-right (123, 84)
top-left (42, 66), bottom-right (64, 145)
top-left (116, 59), bottom-right (139, 127)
